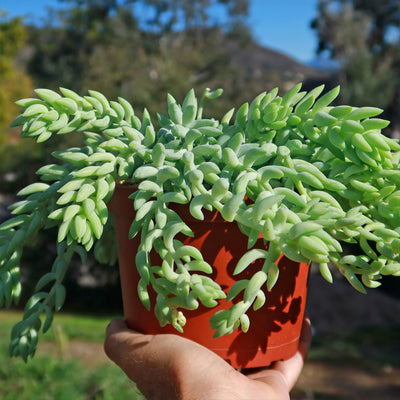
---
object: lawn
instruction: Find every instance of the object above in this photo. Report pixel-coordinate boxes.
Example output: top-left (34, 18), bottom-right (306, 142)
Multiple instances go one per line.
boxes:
top-left (0, 310), bottom-right (399, 399)
top-left (0, 310), bottom-right (145, 400)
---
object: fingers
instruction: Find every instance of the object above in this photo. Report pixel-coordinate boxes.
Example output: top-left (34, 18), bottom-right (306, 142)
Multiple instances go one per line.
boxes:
top-left (246, 315), bottom-right (312, 392)
top-left (104, 320), bottom-right (253, 400)
top-left (104, 320), bottom-right (179, 399)
top-left (104, 320), bottom-right (149, 365)
top-left (104, 317), bottom-right (312, 400)
top-left (269, 315), bottom-right (312, 390)
top-left (298, 314), bottom-right (312, 360)
top-left (104, 320), bottom-right (235, 400)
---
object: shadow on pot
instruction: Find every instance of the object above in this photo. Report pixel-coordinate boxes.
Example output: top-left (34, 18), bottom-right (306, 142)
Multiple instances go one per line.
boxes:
top-left (109, 185), bottom-right (310, 369)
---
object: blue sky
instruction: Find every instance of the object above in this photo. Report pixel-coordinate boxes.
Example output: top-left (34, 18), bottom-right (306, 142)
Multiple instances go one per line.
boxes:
top-left (1, 0), bottom-right (319, 63)
top-left (250, 0), bottom-right (319, 63)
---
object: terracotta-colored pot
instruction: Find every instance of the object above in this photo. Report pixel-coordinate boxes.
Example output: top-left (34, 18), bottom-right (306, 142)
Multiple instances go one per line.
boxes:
top-left (108, 185), bottom-right (310, 369)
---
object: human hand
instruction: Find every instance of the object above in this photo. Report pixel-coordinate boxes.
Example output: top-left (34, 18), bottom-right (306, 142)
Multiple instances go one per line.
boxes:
top-left (104, 316), bottom-right (311, 400)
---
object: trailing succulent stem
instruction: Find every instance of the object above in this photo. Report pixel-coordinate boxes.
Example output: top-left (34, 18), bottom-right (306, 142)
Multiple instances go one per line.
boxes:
top-left (2, 83), bottom-right (400, 359)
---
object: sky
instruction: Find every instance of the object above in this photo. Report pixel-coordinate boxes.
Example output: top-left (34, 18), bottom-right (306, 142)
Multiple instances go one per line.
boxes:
top-left (0, 0), bottom-right (320, 64)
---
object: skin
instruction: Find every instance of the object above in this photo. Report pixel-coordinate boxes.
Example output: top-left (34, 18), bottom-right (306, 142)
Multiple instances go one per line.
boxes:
top-left (104, 316), bottom-right (311, 400)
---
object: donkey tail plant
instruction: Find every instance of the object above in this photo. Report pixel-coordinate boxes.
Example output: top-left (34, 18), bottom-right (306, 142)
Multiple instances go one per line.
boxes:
top-left (2, 83), bottom-right (400, 360)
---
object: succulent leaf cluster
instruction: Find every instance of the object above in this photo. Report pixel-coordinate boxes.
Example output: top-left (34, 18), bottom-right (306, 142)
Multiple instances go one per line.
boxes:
top-left (2, 83), bottom-right (400, 360)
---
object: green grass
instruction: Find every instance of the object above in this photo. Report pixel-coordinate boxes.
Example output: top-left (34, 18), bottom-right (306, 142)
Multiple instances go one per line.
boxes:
top-left (0, 310), bottom-right (119, 341)
top-left (0, 311), bottom-right (145, 400)
top-left (0, 356), bottom-right (144, 400)
top-left (1, 311), bottom-right (399, 400)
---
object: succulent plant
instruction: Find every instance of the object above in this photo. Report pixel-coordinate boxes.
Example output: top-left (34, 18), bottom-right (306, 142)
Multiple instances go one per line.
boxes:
top-left (1, 83), bottom-right (400, 361)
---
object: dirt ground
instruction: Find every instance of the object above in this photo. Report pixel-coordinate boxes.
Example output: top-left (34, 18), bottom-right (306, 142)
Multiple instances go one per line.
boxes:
top-left (291, 271), bottom-right (400, 399)
top-left (306, 270), bottom-right (400, 335)
top-left (293, 360), bottom-right (400, 400)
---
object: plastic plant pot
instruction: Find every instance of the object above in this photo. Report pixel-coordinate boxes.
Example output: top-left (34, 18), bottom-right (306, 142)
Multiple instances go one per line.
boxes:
top-left (109, 184), bottom-right (310, 369)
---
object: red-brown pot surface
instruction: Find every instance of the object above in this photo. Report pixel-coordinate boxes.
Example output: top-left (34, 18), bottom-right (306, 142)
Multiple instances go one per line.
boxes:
top-left (108, 185), bottom-right (310, 369)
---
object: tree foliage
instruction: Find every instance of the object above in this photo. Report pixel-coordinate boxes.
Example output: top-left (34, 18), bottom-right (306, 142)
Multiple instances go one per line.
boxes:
top-left (3, 0), bottom-right (316, 195)
top-left (26, 0), bottom-right (252, 117)
top-left (312, 0), bottom-right (400, 125)
top-left (0, 13), bottom-right (36, 192)
top-left (0, 12), bottom-right (33, 134)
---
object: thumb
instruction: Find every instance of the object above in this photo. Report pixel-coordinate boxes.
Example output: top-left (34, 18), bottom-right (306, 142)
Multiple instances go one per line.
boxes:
top-left (104, 320), bottom-right (181, 399)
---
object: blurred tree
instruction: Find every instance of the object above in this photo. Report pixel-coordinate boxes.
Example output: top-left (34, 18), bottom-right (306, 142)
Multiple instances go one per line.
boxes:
top-left (4, 0), bottom-right (255, 297)
top-left (0, 13), bottom-right (36, 193)
top-left (0, 12), bottom-right (33, 136)
top-left (3, 1), bottom-right (329, 307)
top-left (26, 0), bottom-right (253, 117)
top-left (26, 0), bottom-right (120, 92)
top-left (134, 0), bottom-right (249, 33)
top-left (312, 0), bottom-right (400, 127)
